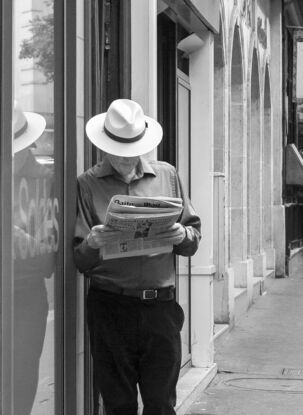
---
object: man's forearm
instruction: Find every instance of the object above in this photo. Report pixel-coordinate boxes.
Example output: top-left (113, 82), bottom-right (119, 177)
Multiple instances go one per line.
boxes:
top-left (173, 225), bottom-right (201, 256)
top-left (73, 237), bottom-right (100, 273)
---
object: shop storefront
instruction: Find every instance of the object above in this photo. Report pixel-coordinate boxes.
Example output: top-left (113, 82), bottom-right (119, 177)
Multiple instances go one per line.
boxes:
top-left (1, 0), bottom-right (78, 413)
top-left (2, 1), bottom-right (286, 414)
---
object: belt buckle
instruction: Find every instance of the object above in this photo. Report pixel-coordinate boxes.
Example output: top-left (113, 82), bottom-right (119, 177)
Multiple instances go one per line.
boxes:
top-left (141, 289), bottom-right (157, 300)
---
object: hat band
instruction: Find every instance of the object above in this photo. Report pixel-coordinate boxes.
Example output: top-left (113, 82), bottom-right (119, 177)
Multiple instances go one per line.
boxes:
top-left (104, 122), bottom-right (147, 144)
top-left (14, 120), bottom-right (28, 139)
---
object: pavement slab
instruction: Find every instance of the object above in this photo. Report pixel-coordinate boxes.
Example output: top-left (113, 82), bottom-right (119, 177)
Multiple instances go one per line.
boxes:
top-left (185, 271), bottom-right (303, 415)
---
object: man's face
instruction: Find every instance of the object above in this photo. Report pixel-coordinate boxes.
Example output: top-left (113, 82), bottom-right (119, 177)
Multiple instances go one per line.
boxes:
top-left (13, 148), bottom-right (31, 173)
top-left (106, 153), bottom-right (140, 177)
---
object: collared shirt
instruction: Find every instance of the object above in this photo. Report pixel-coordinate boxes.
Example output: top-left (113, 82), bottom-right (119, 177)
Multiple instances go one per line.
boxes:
top-left (73, 156), bottom-right (201, 290)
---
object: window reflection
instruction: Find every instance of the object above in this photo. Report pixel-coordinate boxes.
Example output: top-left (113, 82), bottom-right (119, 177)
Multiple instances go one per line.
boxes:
top-left (13, 1), bottom-right (56, 414)
top-left (297, 103), bottom-right (303, 153)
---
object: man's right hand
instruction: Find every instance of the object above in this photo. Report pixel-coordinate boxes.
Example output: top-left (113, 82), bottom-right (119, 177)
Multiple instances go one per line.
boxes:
top-left (86, 225), bottom-right (121, 249)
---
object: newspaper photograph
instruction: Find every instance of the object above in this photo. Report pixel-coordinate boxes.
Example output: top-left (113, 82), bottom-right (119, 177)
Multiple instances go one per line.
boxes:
top-left (102, 195), bottom-right (183, 259)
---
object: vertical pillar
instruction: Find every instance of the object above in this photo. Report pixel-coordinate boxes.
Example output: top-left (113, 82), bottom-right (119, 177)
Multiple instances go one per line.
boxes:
top-left (270, 0), bottom-right (285, 277)
top-left (248, 58), bottom-right (265, 278)
top-left (190, 33), bottom-right (215, 367)
top-left (263, 67), bottom-right (275, 270)
top-left (229, 26), bottom-right (250, 289)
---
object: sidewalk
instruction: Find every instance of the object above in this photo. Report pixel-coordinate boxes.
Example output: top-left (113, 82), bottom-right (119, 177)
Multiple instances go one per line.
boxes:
top-left (185, 267), bottom-right (303, 415)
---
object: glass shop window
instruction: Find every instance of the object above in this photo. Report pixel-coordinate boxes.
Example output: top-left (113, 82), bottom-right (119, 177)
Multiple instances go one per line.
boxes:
top-left (12, 1), bottom-right (58, 414)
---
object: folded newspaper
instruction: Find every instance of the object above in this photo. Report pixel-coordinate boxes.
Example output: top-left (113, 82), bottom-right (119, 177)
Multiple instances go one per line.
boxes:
top-left (102, 195), bottom-right (183, 259)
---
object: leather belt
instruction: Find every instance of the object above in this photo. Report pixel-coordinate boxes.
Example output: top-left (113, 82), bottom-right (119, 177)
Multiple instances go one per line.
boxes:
top-left (90, 280), bottom-right (175, 301)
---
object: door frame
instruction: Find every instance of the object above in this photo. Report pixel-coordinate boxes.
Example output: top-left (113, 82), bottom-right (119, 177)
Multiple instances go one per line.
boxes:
top-left (176, 68), bottom-right (192, 369)
top-left (83, 1), bottom-right (132, 413)
top-left (157, 11), bottom-right (193, 370)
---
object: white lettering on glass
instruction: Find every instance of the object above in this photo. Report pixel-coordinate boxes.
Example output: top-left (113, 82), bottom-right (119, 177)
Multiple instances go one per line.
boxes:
top-left (16, 177), bottom-right (59, 259)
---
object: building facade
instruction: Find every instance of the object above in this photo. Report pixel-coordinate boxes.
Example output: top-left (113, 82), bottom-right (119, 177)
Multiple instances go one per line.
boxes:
top-left (212, 0), bottom-right (284, 333)
top-left (0, 0), bottom-right (288, 414)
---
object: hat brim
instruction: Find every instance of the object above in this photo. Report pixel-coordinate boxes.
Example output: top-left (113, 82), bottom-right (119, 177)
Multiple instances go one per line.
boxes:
top-left (13, 112), bottom-right (46, 154)
top-left (86, 113), bottom-right (163, 157)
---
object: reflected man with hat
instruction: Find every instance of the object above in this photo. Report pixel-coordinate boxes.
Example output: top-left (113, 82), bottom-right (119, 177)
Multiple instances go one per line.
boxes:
top-left (13, 101), bottom-right (55, 415)
top-left (74, 99), bottom-right (201, 415)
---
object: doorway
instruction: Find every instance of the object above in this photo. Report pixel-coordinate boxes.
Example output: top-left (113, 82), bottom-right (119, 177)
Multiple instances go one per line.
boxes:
top-left (157, 11), bottom-right (192, 368)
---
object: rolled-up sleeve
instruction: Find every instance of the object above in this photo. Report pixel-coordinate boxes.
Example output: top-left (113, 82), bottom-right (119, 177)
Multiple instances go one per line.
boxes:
top-left (173, 171), bottom-right (201, 256)
top-left (73, 178), bottom-right (100, 273)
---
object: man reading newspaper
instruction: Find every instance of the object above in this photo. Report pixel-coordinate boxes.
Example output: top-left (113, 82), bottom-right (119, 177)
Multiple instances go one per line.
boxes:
top-left (103, 194), bottom-right (184, 259)
top-left (73, 99), bottom-right (201, 415)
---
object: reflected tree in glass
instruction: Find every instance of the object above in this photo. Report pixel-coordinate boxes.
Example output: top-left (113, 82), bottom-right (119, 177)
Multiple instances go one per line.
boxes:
top-left (19, 0), bottom-right (54, 82)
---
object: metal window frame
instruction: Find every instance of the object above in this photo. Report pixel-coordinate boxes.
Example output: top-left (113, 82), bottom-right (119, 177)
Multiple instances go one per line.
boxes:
top-left (48, 0), bottom-right (78, 412)
top-left (58, 0), bottom-right (78, 413)
top-left (1, 0), bottom-right (13, 413)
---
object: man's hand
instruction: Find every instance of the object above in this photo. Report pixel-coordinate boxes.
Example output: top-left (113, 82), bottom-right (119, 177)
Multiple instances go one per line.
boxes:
top-left (86, 225), bottom-right (121, 249)
top-left (154, 223), bottom-right (186, 246)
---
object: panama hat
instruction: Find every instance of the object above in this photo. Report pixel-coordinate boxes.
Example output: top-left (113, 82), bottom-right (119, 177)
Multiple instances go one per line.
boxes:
top-left (13, 100), bottom-right (46, 154)
top-left (85, 99), bottom-right (163, 157)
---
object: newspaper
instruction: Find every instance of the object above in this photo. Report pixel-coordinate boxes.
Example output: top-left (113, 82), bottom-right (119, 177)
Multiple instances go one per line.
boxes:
top-left (102, 195), bottom-right (183, 259)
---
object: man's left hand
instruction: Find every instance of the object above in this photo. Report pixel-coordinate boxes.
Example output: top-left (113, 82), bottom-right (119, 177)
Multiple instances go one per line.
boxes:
top-left (154, 223), bottom-right (186, 246)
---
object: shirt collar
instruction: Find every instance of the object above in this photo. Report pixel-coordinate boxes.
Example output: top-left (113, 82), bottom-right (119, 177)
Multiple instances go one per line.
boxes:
top-left (140, 156), bottom-right (157, 176)
top-left (93, 156), bottom-right (157, 178)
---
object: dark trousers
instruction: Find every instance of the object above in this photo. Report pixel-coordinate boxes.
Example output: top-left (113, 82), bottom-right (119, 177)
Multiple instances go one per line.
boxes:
top-left (14, 279), bottom-right (48, 415)
top-left (87, 287), bottom-right (185, 415)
